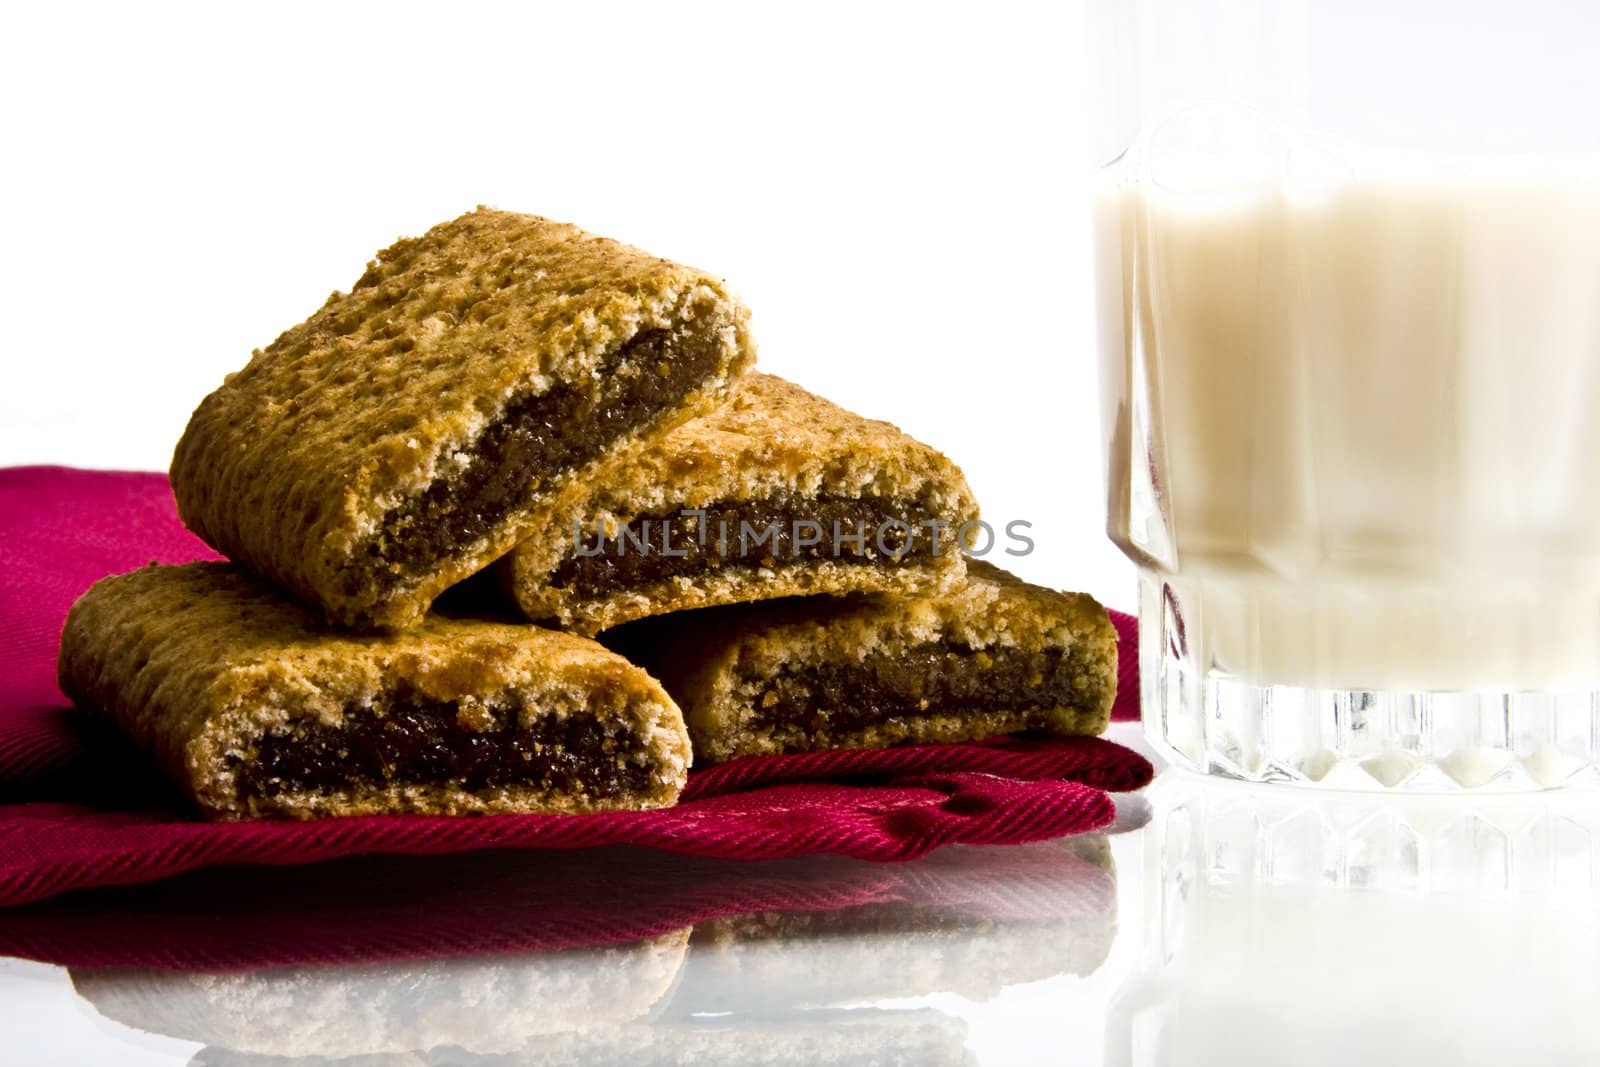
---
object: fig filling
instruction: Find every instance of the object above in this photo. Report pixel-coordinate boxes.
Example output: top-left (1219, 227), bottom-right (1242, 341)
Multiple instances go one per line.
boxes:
top-left (549, 494), bottom-right (938, 597)
top-left (360, 320), bottom-right (724, 589)
top-left (748, 644), bottom-right (1079, 737)
top-left (230, 700), bottom-right (655, 799)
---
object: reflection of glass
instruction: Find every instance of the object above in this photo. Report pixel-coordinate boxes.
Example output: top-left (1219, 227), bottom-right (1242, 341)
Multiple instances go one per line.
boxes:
top-left (45, 839), bottom-right (1119, 1065)
top-left (1108, 773), bottom-right (1600, 1066)
top-left (1091, 0), bottom-right (1600, 789)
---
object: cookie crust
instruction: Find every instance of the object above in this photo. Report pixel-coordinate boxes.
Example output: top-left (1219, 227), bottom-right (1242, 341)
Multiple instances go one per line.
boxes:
top-left (57, 563), bottom-right (691, 819)
top-left (505, 373), bottom-right (978, 636)
top-left (609, 560), bottom-right (1117, 763)
top-left (170, 208), bottom-right (756, 631)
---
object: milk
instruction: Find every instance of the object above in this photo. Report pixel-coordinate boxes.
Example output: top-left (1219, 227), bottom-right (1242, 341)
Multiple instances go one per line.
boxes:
top-left (1098, 139), bottom-right (1600, 692)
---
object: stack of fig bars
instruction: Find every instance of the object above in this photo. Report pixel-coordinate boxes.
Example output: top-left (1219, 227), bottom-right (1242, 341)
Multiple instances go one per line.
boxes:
top-left (56, 209), bottom-right (1119, 821)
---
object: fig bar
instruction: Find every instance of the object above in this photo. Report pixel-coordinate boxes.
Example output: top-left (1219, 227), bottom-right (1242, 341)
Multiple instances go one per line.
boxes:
top-left (504, 373), bottom-right (979, 636)
top-left (170, 208), bottom-right (756, 631)
top-left (609, 560), bottom-right (1118, 763)
top-left (57, 563), bottom-right (691, 819)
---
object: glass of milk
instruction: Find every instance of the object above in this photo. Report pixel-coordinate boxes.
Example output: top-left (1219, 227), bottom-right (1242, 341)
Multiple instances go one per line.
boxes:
top-left (1091, 0), bottom-right (1600, 789)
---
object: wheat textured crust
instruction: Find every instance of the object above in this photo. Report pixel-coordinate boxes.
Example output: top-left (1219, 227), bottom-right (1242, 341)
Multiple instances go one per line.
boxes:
top-left (57, 563), bottom-right (692, 819)
top-left (170, 207), bottom-right (756, 631)
top-left (610, 560), bottom-right (1118, 763)
top-left (505, 373), bottom-right (979, 636)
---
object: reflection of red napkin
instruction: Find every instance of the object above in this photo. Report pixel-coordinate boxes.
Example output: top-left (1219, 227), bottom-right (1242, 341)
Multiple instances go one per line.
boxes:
top-left (0, 467), bottom-right (1149, 908)
top-left (0, 839), bottom-right (1117, 970)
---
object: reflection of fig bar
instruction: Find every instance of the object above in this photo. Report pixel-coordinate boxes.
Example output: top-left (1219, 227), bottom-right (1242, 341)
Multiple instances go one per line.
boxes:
top-left (475, 1010), bottom-right (976, 1067)
top-left (177, 1009), bottom-right (970, 1067)
top-left (504, 373), bottom-right (978, 636)
top-left (57, 563), bottom-right (690, 818)
top-left (667, 837), bottom-right (1119, 1013)
top-left (72, 929), bottom-right (690, 1059)
top-left (171, 208), bottom-right (756, 631)
top-left (609, 560), bottom-right (1118, 763)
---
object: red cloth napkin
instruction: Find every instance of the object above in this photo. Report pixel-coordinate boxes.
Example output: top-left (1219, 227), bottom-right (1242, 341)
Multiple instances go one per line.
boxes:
top-left (0, 467), bottom-right (1148, 908)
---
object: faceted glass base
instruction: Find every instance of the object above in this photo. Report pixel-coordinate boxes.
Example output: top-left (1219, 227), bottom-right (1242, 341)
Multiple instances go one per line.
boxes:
top-left (1141, 573), bottom-right (1600, 792)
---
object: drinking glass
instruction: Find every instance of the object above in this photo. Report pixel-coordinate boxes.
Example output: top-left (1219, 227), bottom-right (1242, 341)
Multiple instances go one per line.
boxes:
top-left (1090, 0), bottom-right (1600, 789)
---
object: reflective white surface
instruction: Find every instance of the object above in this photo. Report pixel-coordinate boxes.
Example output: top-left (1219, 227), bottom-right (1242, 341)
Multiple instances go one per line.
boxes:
top-left (1112, 770), bottom-right (1600, 1067)
top-left (2, 723), bottom-right (1595, 1065)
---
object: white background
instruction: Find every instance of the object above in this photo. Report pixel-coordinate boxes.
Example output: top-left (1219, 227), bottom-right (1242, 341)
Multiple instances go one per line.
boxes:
top-left (0, 0), bottom-right (1127, 611)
